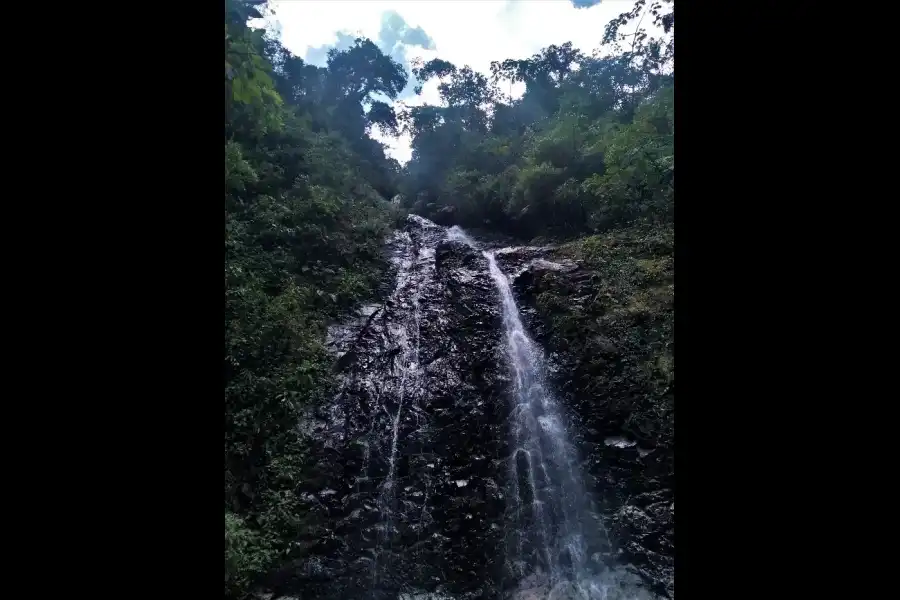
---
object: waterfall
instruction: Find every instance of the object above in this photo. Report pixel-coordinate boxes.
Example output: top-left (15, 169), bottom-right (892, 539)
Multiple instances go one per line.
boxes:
top-left (450, 224), bottom-right (654, 600)
top-left (308, 217), bottom-right (663, 600)
top-left (371, 226), bottom-right (434, 589)
top-left (484, 251), bottom-right (592, 585)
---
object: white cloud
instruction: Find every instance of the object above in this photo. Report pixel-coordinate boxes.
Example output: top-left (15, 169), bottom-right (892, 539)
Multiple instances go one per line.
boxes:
top-left (267, 0), bottom-right (653, 163)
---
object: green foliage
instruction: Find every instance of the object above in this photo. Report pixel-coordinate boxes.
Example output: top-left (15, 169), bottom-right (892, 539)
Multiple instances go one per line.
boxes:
top-left (583, 85), bottom-right (674, 229)
top-left (398, 0), bottom-right (674, 240)
top-left (225, 512), bottom-right (274, 598)
top-left (226, 21), bottom-right (284, 136)
top-left (533, 224), bottom-right (675, 444)
top-left (224, 2), bottom-right (404, 598)
top-left (225, 140), bottom-right (259, 196)
top-left (327, 37), bottom-right (408, 101)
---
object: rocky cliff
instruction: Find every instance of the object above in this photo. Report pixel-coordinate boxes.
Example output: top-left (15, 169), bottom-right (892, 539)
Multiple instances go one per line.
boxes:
top-left (261, 216), bottom-right (674, 600)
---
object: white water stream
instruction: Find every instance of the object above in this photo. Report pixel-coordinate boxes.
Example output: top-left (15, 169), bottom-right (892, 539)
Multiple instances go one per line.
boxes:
top-left (448, 226), bottom-right (653, 600)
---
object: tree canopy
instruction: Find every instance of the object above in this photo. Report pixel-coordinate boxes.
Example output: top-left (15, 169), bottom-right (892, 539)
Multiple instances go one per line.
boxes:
top-left (398, 0), bottom-right (673, 240)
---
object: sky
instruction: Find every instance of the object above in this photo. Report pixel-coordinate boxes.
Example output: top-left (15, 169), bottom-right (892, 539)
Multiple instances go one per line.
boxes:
top-left (263, 0), bottom-right (640, 163)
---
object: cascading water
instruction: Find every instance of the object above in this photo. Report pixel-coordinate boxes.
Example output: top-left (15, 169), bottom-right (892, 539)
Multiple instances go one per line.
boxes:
top-left (450, 225), bottom-right (653, 600)
top-left (301, 217), bottom-right (665, 600)
top-left (371, 224), bottom-right (433, 588)
top-left (485, 250), bottom-right (594, 593)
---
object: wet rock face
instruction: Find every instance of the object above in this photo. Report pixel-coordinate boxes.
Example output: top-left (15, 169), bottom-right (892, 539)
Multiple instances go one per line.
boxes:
top-left (308, 216), bottom-right (508, 599)
top-left (505, 247), bottom-right (675, 600)
top-left (281, 219), bottom-right (673, 600)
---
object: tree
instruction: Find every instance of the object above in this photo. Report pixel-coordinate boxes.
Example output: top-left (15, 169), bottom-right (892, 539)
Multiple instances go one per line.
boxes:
top-left (398, 0), bottom-right (674, 238)
top-left (326, 38), bottom-right (407, 102)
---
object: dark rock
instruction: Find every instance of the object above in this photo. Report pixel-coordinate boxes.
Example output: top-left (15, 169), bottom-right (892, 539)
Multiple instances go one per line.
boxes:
top-left (509, 240), bottom-right (675, 598)
top-left (276, 215), bottom-right (673, 600)
top-left (295, 215), bottom-right (506, 599)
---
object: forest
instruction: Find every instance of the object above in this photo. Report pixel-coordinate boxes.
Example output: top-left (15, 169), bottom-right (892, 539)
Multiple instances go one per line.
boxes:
top-left (225, 0), bottom-right (673, 597)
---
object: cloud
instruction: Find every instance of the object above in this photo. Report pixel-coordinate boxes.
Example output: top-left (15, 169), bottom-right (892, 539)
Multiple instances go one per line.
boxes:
top-left (570, 0), bottom-right (604, 8)
top-left (379, 10), bottom-right (435, 52)
top-left (298, 9), bottom-right (437, 102)
top-left (304, 31), bottom-right (358, 66)
top-left (376, 10), bottom-right (437, 100)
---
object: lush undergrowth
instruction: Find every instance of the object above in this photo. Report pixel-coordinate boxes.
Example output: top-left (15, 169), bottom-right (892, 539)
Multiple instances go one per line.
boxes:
top-left (225, 0), bottom-right (407, 596)
top-left (542, 225), bottom-right (674, 446)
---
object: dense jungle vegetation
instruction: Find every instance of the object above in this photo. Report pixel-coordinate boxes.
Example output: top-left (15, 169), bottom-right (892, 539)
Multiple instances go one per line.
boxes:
top-left (224, 0), bottom-right (673, 597)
